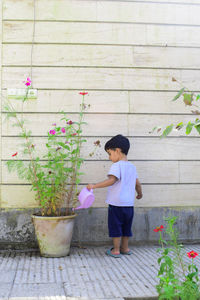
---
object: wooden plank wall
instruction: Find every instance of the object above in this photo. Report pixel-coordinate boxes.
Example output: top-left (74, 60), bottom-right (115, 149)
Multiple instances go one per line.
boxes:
top-left (1, 0), bottom-right (200, 209)
top-left (0, 1), bottom-right (2, 211)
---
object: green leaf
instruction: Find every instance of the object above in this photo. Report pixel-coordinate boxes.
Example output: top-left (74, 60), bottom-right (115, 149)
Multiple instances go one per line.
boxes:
top-left (175, 122), bottom-right (184, 130)
top-left (172, 88), bottom-right (185, 101)
top-left (161, 124), bottom-right (173, 138)
top-left (158, 257), bottom-right (162, 264)
top-left (183, 93), bottom-right (193, 106)
top-left (63, 145), bottom-right (70, 150)
top-left (196, 94), bottom-right (200, 101)
top-left (195, 125), bottom-right (200, 135)
top-left (186, 121), bottom-right (194, 135)
top-left (58, 142), bottom-right (65, 147)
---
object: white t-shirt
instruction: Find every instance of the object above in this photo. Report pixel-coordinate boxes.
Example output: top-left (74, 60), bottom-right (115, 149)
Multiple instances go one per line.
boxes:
top-left (106, 160), bottom-right (138, 207)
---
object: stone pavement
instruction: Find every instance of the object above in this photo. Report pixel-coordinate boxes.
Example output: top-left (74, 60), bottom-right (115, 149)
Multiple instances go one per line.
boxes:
top-left (1, 244), bottom-right (200, 300)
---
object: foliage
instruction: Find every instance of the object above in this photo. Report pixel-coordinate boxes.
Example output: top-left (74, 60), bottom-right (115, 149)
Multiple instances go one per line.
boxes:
top-left (151, 77), bottom-right (200, 137)
top-left (155, 216), bottom-right (200, 300)
top-left (5, 78), bottom-right (100, 216)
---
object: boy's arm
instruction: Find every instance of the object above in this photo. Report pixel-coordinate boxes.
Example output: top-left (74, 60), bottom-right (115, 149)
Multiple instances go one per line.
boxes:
top-left (87, 175), bottom-right (117, 190)
top-left (136, 178), bottom-right (143, 199)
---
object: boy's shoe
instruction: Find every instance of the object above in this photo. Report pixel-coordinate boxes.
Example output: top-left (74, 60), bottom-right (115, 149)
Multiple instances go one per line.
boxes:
top-left (120, 250), bottom-right (133, 255)
top-left (106, 248), bottom-right (122, 258)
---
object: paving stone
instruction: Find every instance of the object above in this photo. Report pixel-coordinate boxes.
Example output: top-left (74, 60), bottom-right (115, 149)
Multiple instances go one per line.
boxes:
top-left (0, 271), bottom-right (16, 283)
top-left (10, 283), bottom-right (66, 298)
top-left (5, 245), bottom-right (200, 299)
top-left (0, 283), bottom-right (12, 300)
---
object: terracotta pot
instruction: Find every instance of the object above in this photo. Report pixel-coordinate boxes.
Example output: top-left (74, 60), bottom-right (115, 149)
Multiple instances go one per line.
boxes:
top-left (32, 214), bottom-right (77, 257)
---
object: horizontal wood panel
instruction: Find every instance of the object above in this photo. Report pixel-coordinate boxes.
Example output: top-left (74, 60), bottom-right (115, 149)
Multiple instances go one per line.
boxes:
top-left (3, 67), bottom-right (200, 91)
top-left (3, 44), bottom-right (200, 69)
top-left (1, 184), bottom-right (200, 208)
top-left (3, 21), bottom-right (200, 47)
top-left (180, 161), bottom-right (200, 183)
top-left (0, 0), bottom-right (1, 207)
top-left (2, 160), bottom-right (181, 184)
top-left (129, 91), bottom-right (195, 114)
top-left (137, 0), bottom-right (200, 3)
top-left (3, 0), bottom-right (200, 26)
top-left (2, 113), bottom-right (129, 136)
top-left (2, 90), bottom-right (194, 114)
top-left (2, 90), bottom-right (130, 113)
top-left (2, 113), bottom-right (199, 137)
top-left (2, 44), bottom-right (133, 67)
top-left (2, 137), bottom-right (200, 160)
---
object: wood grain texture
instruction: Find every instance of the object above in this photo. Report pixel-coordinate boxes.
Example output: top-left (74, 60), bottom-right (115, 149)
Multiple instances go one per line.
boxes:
top-left (1, 0), bottom-right (200, 210)
top-left (2, 160), bottom-right (182, 184)
top-left (3, 66), bottom-right (200, 91)
top-left (1, 184), bottom-right (200, 208)
top-left (3, 0), bottom-right (200, 26)
top-left (2, 90), bottom-right (195, 114)
top-left (3, 21), bottom-right (200, 47)
top-left (3, 44), bottom-right (200, 69)
top-left (2, 137), bottom-right (200, 160)
top-left (0, 1), bottom-right (2, 208)
top-left (2, 113), bottom-right (199, 137)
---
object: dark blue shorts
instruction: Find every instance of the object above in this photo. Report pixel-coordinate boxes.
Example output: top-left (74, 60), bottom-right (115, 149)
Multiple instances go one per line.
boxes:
top-left (108, 205), bottom-right (134, 237)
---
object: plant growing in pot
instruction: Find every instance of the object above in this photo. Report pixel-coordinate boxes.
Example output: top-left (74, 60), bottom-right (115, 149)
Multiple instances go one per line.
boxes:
top-left (5, 77), bottom-right (100, 257)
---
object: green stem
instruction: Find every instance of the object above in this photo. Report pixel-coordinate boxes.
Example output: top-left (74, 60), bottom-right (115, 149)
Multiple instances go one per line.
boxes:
top-left (7, 97), bottom-right (42, 204)
top-left (66, 95), bottom-right (85, 214)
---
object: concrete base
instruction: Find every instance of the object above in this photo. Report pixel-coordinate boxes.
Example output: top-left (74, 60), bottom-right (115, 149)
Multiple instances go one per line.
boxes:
top-left (1, 207), bottom-right (200, 249)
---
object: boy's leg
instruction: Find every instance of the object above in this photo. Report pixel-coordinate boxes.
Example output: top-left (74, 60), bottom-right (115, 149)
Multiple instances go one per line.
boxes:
top-left (121, 236), bottom-right (130, 253)
top-left (112, 237), bottom-right (121, 254)
top-left (121, 207), bottom-right (134, 253)
top-left (108, 205), bottom-right (122, 255)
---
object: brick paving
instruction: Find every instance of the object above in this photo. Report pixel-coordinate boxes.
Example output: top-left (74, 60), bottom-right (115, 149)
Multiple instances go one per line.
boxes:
top-left (1, 245), bottom-right (200, 300)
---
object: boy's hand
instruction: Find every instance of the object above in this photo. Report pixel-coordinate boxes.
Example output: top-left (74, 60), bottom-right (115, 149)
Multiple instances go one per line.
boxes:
top-left (87, 184), bottom-right (95, 191)
top-left (136, 193), bottom-right (143, 199)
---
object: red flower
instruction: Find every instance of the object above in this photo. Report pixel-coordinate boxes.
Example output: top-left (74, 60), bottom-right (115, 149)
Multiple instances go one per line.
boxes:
top-left (72, 133), bottom-right (77, 136)
top-left (153, 225), bottom-right (164, 232)
top-left (12, 152), bottom-right (18, 157)
top-left (187, 251), bottom-right (198, 259)
top-left (79, 92), bottom-right (88, 95)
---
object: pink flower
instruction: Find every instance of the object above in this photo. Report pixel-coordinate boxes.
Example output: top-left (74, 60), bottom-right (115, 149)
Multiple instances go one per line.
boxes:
top-left (49, 130), bottom-right (56, 135)
top-left (61, 128), bottom-right (66, 133)
top-left (79, 92), bottom-right (88, 96)
top-left (12, 152), bottom-right (18, 157)
top-left (72, 133), bottom-right (77, 136)
top-left (24, 77), bottom-right (31, 86)
top-left (67, 120), bottom-right (73, 125)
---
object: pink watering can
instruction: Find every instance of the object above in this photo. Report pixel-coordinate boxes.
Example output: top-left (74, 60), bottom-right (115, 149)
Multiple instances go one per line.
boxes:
top-left (74, 187), bottom-right (95, 210)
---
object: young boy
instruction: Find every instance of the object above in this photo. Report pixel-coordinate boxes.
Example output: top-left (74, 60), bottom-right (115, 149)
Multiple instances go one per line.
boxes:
top-left (87, 134), bottom-right (143, 258)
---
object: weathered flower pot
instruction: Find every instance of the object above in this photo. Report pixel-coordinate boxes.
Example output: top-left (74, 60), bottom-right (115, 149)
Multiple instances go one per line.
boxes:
top-left (32, 214), bottom-right (77, 257)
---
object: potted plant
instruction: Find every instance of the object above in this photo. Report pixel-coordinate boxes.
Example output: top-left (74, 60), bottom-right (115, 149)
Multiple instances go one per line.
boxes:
top-left (5, 77), bottom-right (100, 257)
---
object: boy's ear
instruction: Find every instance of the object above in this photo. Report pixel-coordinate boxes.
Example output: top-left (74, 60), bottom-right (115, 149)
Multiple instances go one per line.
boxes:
top-left (116, 148), bottom-right (122, 153)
